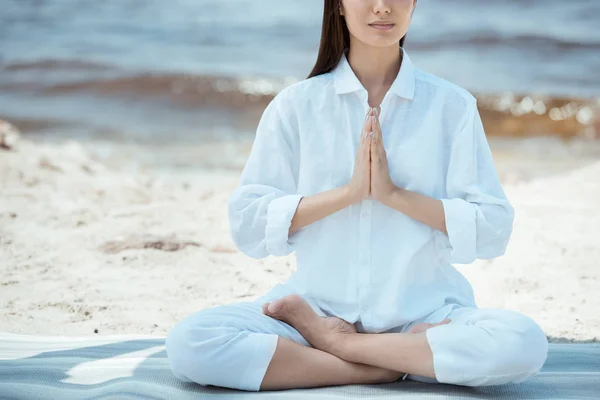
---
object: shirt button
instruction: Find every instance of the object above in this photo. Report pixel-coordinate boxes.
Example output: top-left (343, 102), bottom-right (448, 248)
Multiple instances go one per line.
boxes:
top-left (361, 211), bottom-right (369, 218)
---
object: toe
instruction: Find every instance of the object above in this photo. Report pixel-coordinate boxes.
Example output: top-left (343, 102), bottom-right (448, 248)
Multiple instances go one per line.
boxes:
top-left (267, 299), bottom-right (283, 314)
top-left (261, 302), bottom-right (270, 314)
top-left (262, 294), bottom-right (318, 325)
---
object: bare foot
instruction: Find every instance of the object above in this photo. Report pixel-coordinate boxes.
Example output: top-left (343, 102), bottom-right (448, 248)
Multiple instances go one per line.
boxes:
top-left (262, 294), bottom-right (356, 352)
top-left (407, 318), bottom-right (451, 334)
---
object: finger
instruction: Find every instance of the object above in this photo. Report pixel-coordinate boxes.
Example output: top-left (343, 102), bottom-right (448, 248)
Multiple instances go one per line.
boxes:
top-left (371, 127), bottom-right (377, 148)
top-left (364, 110), bottom-right (371, 148)
top-left (362, 114), bottom-right (372, 143)
top-left (369, 108), bottom-right (375, 143)
top-left (363, 109), bottom-right (372, 132)
top-left (365, 136), bottom-right (371, 165)
top-left (360, 118), bottom-right (367, 147)
top-left (362, 122), bottom-right (369, 151)
top-left (370, 134), bottom-right (379, 165)
top-left (373, 110), bottom-right (382, 140)
top-left (369, 110), bottom-right (377, 143)
top-left (373, 112), bottom-right (385, 160)
top-left (366, 111), bottom-right (372, 138)
top-left (369, 127), bottom-right (379, 161)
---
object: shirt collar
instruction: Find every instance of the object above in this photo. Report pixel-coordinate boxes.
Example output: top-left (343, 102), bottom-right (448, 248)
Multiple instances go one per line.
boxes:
top-left (332, 46), bottom-right (416, 100)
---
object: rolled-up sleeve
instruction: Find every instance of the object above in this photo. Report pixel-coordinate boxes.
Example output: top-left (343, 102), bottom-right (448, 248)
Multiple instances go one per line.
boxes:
top-left (227, 94), bottom-right (304, 259)
top-left (435, 99), bottom-right (515, 264)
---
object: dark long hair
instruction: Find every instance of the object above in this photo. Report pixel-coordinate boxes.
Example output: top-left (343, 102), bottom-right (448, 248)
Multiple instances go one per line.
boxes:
top-left (306, 0), bottom-right (414, 80)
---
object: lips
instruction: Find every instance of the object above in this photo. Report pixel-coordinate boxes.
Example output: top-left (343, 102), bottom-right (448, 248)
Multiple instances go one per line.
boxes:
top-left (369, 23), bottom-right (395, 30)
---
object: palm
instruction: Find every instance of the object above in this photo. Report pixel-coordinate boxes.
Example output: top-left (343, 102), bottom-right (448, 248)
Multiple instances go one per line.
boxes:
top-left (368, 109), bottom-right (394, 202)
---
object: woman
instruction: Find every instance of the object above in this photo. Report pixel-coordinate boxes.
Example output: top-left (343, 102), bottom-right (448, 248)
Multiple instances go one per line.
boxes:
top-left (166, 0), bottom-right (549, 392)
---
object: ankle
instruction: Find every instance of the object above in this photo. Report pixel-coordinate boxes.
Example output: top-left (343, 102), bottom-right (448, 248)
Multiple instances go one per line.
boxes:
top-left (376, 368), bottom-right (405, 384)
top-left (323, 330), bottom-right (349, 356)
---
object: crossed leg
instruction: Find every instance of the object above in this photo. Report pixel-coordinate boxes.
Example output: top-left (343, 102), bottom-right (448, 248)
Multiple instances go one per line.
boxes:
top-left (261, 294), bottom-right (450, 383)
top-left (262, 294), bottom-right (548, 387)
top-left (167, 285), bottom-right (421, 391)
top-left (167, 286), bottom-right (547, 391)
top-left (259, 335), bottom-right (402, 391)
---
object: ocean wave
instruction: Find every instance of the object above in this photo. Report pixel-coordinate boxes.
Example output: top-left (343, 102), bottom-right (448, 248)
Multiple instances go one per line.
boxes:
top-left (411, 33), bottom-right (600, 51)
top-left (0, 67), bottom-right (294, 110)
top-left (3, 59), bottom-right (116, 72)
top-left (1, 65), bottom-right (598, 139)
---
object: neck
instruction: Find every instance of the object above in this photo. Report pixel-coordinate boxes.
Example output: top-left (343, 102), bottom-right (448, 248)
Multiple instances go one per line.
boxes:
top-left (346, 43), bottom-right (402, 96)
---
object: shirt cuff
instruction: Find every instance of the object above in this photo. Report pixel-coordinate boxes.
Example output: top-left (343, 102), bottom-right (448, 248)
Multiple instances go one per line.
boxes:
top-left (436, 198), bottom-right (477, 264)
top-left (265, 194), bottom-right (304, 256)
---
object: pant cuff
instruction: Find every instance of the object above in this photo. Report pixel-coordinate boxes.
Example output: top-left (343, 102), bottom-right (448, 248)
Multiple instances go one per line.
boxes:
top-left (425, 325), bottom-right (467, 384)
top-left (239, 333), bottom-right (279, 391)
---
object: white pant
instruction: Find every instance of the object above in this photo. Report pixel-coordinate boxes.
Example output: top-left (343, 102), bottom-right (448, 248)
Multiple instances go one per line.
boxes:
top-left (165, 283), bottom-right (548, 391)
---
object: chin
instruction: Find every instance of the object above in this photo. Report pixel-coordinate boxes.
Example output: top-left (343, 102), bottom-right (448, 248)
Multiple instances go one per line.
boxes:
top-left (364, 36), bottom-right (403, 47)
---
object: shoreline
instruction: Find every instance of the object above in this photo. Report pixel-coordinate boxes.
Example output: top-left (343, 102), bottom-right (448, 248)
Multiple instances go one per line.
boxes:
top-left (2, 73), bottom-right (599, 143)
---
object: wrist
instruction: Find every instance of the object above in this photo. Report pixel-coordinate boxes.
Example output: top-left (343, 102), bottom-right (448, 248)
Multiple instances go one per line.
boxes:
top-left (385, 185), bottom-right (406, 208)
top-left (391, 185), bottom-right (405, 198)
top-left (341, 184), bottom-right (359, 205)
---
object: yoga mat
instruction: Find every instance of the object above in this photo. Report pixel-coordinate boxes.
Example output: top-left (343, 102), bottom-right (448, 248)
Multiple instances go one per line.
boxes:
top-left (1, 332), bottom-right (599, 399)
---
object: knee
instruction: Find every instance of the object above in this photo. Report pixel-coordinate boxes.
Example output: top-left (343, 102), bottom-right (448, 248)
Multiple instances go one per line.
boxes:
top-left (166, 319), bottom-right (220, 383)
top-left (165, 318), bottom-right (243, 385)
top-left (486, 314), bottom-right (549, 382)
top-left (517, 318), bottom-right (549, 377)
top-left (165, 321), bottom-right (196, 382)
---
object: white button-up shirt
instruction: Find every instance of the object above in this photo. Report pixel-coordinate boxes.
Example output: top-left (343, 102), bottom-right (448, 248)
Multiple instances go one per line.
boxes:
top-left (228, 47), bottom-right (514, 333)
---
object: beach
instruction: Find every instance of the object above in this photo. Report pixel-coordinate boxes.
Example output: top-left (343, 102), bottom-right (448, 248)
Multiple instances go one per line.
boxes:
top-left (1, 0), bottom-right (600, 345)
top-left (1, 122), bottom-right (598, 342)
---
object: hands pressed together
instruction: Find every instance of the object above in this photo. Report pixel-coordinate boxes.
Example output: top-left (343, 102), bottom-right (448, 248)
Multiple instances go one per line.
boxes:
top-left (346, 106), bottom-right (398, 205)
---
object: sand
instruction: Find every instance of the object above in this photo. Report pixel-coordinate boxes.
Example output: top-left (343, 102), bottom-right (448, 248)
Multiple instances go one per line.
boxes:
top-left (1, 134), bottom-right (599, 343)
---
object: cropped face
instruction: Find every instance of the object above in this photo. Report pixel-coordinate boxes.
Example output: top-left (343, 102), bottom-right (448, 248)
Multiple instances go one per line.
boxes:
top-left (340, 0), bottom-right (416, 47)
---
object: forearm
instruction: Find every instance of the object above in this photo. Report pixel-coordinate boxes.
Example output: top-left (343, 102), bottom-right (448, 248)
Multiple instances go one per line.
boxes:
top-left (386, 186), bottom-right (447, 235)
top-left (289, 185), bottom-right (356, 235)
